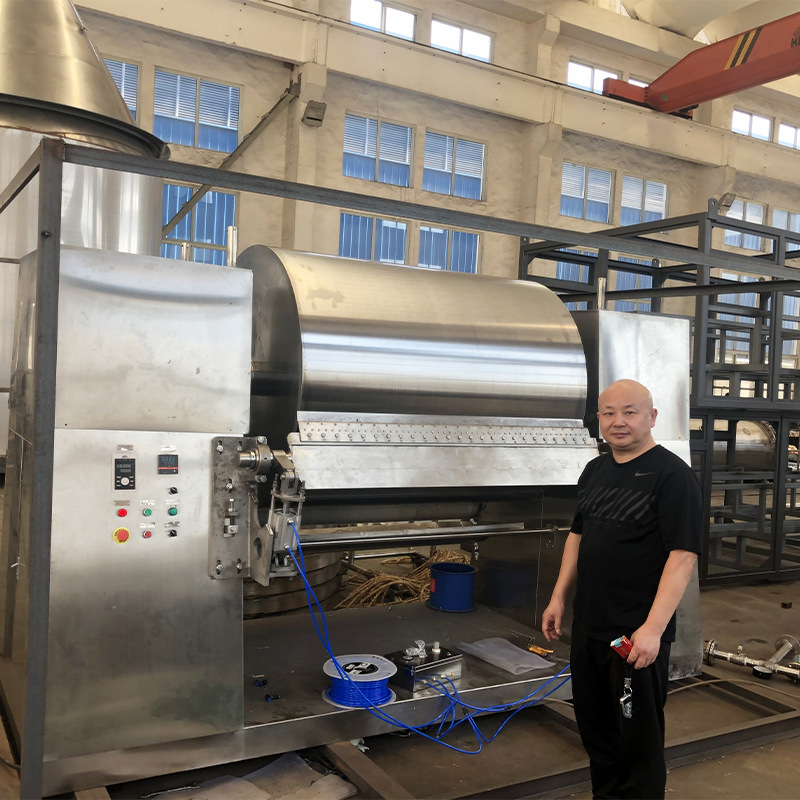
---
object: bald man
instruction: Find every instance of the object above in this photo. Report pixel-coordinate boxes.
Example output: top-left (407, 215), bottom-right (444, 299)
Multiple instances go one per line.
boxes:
top-left (541, 379), bottom-right (702, 800)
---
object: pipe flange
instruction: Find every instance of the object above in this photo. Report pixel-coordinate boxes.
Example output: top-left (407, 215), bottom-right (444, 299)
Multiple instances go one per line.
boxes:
top-left (704, 639), bottom-right (717, 666)
top-left (775, 635), bottom-right (800, 657)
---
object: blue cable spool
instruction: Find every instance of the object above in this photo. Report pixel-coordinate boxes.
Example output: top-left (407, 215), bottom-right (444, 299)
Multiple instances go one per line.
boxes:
top-left (322, 654), bottom-right (397, 708)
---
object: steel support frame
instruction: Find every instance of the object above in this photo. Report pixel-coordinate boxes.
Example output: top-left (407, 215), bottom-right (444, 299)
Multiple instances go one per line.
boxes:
top-left (462, 666), bottom-right (800, 800)
top-left (518, 199), bottom-right (800, 587)
top-left (0, 138), bottom-right (64, 800)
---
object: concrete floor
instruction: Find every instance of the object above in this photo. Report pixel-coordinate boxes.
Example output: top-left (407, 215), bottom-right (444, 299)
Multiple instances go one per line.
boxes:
top-left (357, 578), bottom-right (800, 800)
top-left (0, 478), bottom-right (799, 798)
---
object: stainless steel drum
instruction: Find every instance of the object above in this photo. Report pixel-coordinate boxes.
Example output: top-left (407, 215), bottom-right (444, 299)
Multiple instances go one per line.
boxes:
top-left (240, 246), bottom-right (588, 448)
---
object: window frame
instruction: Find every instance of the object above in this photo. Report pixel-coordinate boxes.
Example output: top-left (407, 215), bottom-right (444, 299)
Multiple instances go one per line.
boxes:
top-left (560, 161), bottom-right (613, 223)
top-left (567, 60), bottom-right (620, 94)
top-left (731, 108), bottom-right (772, 141)
top-left (349, 0), bottom-right (417, 40)
top-left (724, 199), bottom-right (765, 251)
top-left (338, 210), bottom-right (409, 264)
top-left (342, 113), bottom-right (414, 188)
top-left (418, 224), bottom-right (480, 273)
top-left (103, 56), bottom-right (139, 120)
top-left (620, 174), bottom-right (668, 226)
top-left (430, 17), bottom-right (492, 62)
top-left (153, 67), bottom-right (241, 153)
top-left (161, 182), bottom-right (237, 265)
top-left (422, 129), bottom-right (486, 200)
top-left (778, 122), bottom-right (800, 150)
top-left (613, 259), bottom-right (654, 313)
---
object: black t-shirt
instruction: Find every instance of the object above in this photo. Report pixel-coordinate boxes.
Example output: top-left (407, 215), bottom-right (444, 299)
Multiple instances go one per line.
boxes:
top-left (571, 444), bottom-right (703, 642)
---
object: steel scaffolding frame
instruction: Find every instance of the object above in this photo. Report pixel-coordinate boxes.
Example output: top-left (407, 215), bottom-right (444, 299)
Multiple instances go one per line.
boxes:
top-left (520, 199), bottom-right (800, 586)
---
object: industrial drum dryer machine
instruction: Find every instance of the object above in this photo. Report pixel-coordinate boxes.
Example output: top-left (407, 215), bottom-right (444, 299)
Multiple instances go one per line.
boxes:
top-left (0, 242), bottom-right (700, 796)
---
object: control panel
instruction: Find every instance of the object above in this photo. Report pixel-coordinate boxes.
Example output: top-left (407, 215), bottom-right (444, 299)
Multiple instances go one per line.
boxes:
top-left (110, 446), bottom-right (185, 544)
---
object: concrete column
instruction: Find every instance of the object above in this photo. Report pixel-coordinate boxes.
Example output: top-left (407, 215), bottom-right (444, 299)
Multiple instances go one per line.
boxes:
top-left (520, 121), bottom-right (564, 226)
top-left (525, 14), bottom-right (560, 79)
top-left (282, 60), bottom-right (329, 250)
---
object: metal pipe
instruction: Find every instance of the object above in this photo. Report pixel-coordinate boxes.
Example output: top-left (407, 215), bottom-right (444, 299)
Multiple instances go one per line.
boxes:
top-left (597, 276), bottom-right (607, 310)
top-left (297, 523), bottom-right (563, 553)
top-left (226, 225), bottom-right (238, 268)
top-left (704, 635), bottom-right (800, 681)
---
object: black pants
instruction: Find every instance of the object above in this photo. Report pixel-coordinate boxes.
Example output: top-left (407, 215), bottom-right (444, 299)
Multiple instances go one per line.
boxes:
top-left (570, 627), bottom-right (671, 799)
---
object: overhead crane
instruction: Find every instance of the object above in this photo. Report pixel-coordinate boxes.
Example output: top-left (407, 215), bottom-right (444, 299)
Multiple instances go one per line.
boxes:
top-left (603, 11), bottom-right (800, 117)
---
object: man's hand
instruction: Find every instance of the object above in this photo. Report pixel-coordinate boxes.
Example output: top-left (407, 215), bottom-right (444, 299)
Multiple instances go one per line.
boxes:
top-left (542, 598), bottom-right (565, 642)
top-left (628, 624), bottom-right (661, 669)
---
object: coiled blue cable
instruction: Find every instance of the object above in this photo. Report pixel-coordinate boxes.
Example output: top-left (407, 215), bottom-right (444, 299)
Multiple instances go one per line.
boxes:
top-left (327, 672), bottom-right (393, 707)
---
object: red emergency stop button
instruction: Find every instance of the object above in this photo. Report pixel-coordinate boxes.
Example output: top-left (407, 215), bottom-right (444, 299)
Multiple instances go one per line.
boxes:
top-left (113, 527), bottom-right (130, 544)
top-left (117, 508), bottom-right (128, 517)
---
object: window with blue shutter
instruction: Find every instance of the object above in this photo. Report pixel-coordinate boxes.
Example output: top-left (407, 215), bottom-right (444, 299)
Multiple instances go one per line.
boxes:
top-left (718, 273), bottom-right (758, 356)
top-left (614, 259), bottom-right (653, 312)
top-left (561, 163), bottom-right (611, 222)
top-left (419, 226), bottom-right (478, 273)
top-left (154, 69), bottom-right (239, 153)
top-left (342, 115), bottom-right (410, 187)
top-left (423, 132), bottom-right (484, 199)
top-left (724, 200), bottom-right (764, 250)
top-left (621, 176), bottom-right (667, 225)
top-left (339, 213), bottom-right (407, 263)
top-left (774, 208), bottom-right (800, 252)
top-left (199, 80), bottom-right (240, 152)
top-left (555, 249), bottom-right (589, 310)
top-left (104, 58), bottom-right (138, 119)
top-left (161, 183), bottom-right (235, 264)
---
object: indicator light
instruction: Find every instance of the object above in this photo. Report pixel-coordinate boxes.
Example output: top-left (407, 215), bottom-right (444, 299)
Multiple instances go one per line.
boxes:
top-left (143, 508), bottom-right (153, 517)
top-left (168, 507), bottom-right (178, 516)
top-left (117, 508), bottom-right (127, 517)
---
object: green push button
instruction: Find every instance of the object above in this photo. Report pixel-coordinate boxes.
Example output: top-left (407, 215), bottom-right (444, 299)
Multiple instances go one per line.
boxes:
top-left (142, 508), bottom-right (153, 517)
top-left (168, 507), bottom-right (178, 516)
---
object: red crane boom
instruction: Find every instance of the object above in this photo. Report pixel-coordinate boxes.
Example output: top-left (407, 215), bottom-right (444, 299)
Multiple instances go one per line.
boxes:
top-left (603, 11), bottom-right (800, 117)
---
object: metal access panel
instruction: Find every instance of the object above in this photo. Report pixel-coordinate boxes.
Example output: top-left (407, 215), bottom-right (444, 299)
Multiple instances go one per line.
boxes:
top-left (44, 428), bottom-right (243, 760)
top-left (0, 246), bottom-right (253, 794)
top-left (572, 309), bottom-right (692, 454)
top-left (53, 246), bottom-right (251, 434)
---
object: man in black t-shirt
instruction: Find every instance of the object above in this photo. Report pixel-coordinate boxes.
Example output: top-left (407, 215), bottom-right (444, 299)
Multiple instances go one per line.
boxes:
top-left (541, 379), bottom-right (703, 800)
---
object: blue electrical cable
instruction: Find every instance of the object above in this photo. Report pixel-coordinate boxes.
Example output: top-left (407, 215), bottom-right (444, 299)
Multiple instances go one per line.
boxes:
top-left (285, 523), bottom-right (572, 755)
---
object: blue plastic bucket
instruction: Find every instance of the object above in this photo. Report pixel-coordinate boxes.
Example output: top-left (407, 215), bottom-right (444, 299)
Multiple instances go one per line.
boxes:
top-left (428, 562), bottom-right (476, 612)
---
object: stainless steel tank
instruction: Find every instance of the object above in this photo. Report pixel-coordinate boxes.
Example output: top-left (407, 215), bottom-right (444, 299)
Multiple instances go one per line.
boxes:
top-left (240, 246), bottom-right (588, 448)
top-left (0, 0), bottom-right (167, 469)
top-left (0, 0), bottom-right (166, 258)
top-left (0, 129), bottom-right (163, 258)
top-left (690, 418), bottom-right (776, 471)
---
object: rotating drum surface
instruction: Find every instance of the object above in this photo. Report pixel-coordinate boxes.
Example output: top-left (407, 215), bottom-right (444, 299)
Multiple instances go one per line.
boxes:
top-left (241, 246), bottom-right (588, 447)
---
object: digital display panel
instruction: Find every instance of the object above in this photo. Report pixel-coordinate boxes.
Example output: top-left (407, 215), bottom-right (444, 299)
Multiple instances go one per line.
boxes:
top-left (158, 454), bottom-right (179, 474)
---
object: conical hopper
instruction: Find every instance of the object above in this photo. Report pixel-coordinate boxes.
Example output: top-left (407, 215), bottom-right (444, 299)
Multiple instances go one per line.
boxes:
top-left (0, 0), bottom-right (163, 155)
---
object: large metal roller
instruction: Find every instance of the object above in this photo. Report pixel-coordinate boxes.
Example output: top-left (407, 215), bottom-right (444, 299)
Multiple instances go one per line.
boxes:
top-left (240, 246), bottom-right (588, 448)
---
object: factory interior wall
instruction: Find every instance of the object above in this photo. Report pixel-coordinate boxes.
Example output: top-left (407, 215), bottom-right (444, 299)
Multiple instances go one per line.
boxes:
top-left (77, 0), bottom-right (800, 283)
